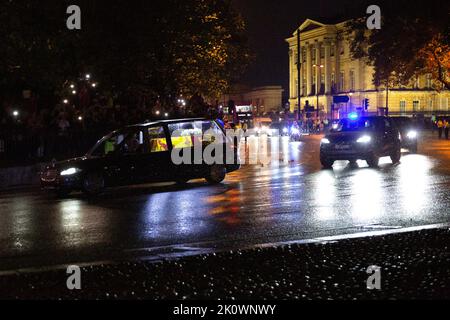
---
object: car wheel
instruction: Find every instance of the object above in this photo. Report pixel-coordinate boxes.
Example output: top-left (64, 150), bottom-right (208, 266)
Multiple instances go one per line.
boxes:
top-left (206, 164), bottom-right (226, 184)
top-left (320, 156), bottom-right (334, 169)
top-left (367, 154), bottom-right (380, 168)
top-left (390, 147), bottom-right (401, 164)
top-left (82, 172), bottom-right (105, 196)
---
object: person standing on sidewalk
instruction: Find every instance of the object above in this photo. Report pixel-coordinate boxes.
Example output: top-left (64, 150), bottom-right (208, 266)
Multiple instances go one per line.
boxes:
top-left (444, 119), bottom-right (450, 140)
top-left (437, 119), bottom-right (444, 139)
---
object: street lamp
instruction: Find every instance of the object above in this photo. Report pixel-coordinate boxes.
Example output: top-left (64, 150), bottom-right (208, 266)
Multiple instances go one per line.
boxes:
top-left (12, 110), bottom-right (19, 117)
top-left (85, 74), bottom-right (91, 80)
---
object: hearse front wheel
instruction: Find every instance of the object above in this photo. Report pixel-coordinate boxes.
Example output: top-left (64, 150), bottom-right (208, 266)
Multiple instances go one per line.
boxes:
top-left (206, 164), bottom-right (226, 184)
top-left (82, 172), bottom-right (105, 196)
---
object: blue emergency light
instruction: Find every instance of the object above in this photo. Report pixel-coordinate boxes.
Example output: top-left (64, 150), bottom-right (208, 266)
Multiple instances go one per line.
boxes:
top-left (348, 112), bottom-right (359, 121)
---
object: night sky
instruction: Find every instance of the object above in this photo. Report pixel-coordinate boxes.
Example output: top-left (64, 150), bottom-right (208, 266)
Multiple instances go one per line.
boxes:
top-left (232, 0), bottom-right (375, 101)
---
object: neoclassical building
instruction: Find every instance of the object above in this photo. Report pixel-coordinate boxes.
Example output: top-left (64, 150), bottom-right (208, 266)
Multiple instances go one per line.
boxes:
top-left (286, 19), bottom-right (450, 117)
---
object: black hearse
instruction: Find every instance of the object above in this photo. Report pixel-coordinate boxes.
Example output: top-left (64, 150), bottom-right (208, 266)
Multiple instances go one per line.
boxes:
top-left (40, 118), bottom-right (240, 197)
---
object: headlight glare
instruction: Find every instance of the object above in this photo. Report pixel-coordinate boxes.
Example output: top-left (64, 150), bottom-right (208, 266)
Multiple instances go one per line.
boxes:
top-left (407, 131), bottom-right (418, 139)
top-left (60, 168), bottom-right (81, 176)
top-left (357, 136), bottom-right (372, 144)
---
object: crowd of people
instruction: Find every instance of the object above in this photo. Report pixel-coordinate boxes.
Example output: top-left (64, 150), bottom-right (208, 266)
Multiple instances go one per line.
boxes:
top-left (0, 99), bottom-right (180, 166)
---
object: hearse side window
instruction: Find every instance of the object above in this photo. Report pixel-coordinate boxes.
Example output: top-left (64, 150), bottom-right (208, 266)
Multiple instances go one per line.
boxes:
top-left (168, 122), bottom-right (202, 149)
top-left (122, 129), bottom-right (145, 154)
top-left (148, 126), bottom-right (169, 152)
top-left (202, 121), bottom-right (225, 144)
top-left (168, 121), bottom-right (224, 149)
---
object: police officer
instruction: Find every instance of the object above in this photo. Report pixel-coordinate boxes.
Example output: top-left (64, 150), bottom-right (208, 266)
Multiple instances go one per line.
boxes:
top-left (437, 119), bottom-right (444, 139)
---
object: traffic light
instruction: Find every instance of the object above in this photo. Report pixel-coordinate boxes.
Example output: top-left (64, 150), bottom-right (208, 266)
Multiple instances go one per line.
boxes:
top-left (364, 99), bottom-right (370, 111)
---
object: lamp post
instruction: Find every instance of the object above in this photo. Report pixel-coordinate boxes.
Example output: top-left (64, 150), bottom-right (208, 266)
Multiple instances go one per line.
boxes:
top-left (313, 64), bottom-right (324, 118)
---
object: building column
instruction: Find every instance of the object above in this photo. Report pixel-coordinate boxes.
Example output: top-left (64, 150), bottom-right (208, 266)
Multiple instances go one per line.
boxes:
top-left (306, 44), bottom-right (312, 96)
top-left (315, 42), bottom-right (321, 95)
top-left (335, 40), bottom-right (341, 92)
top-left (324, 42), bottom-right (331, 95)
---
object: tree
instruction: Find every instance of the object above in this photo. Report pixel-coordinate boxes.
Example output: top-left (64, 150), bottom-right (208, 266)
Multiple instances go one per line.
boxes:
top-left (0, 0), bottom-right (251, 108)
top-left (346, 0), bottom-right (450, 90)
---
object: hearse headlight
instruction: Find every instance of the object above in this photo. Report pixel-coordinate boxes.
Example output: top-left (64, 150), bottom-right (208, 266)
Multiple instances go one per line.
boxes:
top-left (321, 138), bottom-right (331, 145)
top-left (60, 168), bottom-right (82, 176)
top-left (407, 130), bottom-right (418, 139)
top-left (357, 136), bottom-right (372, 144)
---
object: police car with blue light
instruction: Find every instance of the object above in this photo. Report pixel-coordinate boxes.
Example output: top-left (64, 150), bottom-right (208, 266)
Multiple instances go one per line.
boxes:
top-left (320, 113), bottom-right (402, 168)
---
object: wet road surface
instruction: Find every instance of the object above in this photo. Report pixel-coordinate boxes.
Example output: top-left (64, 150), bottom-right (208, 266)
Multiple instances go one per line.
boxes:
top-left (1, 133), bottom-right (450, 271)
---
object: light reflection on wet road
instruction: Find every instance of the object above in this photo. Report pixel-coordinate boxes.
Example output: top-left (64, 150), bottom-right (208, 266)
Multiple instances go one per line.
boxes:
top-left (1, 133), bottom-right (450, 270)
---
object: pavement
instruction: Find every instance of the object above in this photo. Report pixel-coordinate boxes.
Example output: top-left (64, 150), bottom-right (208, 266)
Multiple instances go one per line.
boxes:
top-left (0, 227), bottom-right (449, 300)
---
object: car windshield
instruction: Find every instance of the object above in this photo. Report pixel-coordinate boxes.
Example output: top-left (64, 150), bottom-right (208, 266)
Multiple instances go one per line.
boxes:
top-left (332, 118), bottom-right (378, 132)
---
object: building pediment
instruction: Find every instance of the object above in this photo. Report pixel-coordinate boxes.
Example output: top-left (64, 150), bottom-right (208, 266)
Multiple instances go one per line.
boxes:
top-left (295, 19), bottom-right (326, 35)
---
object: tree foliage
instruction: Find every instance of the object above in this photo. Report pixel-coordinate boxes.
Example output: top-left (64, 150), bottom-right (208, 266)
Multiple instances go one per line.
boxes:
top-left (346, 0), bottom-right (450, 90)
top-left (0, 0), bottom-right (250, 104)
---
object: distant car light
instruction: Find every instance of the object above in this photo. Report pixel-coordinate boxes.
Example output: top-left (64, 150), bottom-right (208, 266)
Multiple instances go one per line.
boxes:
top-left (357, 135), bottom-right (372, 144)
top-left (407, 130), bottom-right (418, 139)
top-left (283, 127), bottom-right (289, 134)
top-left (60, 168), bottom-right (81, 176)
top-left (321, 138), bottom-right (331, 144)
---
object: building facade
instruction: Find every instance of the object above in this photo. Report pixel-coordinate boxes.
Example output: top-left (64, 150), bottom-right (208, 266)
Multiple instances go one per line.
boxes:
top-left (286, 19), bottom-right (450, 117)
top-left (220, 85), bottom-right (284, 115)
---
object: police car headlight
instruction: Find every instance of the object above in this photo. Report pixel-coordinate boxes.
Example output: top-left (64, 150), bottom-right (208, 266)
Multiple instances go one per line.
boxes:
top-left (321, 138), bottom-right (331, 144)
top-left (292, 128), bottom-right (300, 135)
top-left (357, 136), bottom-right (372, 144)
top-left (283, 127), bottom-right (289, 134)
top-left (407, 131), bottom-right (418, 139)
top-left (60, 168), bottom-right (82, 176)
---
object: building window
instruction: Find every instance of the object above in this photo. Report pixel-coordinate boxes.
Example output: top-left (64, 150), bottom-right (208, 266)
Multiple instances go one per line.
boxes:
top-left (331, 72), bottom-right (336, 93)
top-left (312, 48), bottom-right (316, 64)
top-left (302, 48), bottom-right (306, 63)
top-left (443, 97), bottom-right (449, 111)
top-left (330, 45), bottom-right (335, 57)
top-left (349, 70), bottom-right (355, 91)
top-left (320, 47), bottom-right (325, 59)
top-left (340, 43), bottom-right (345, 55)
top-left (339, 72), bottom-right (345, 92)
top-left (413, 100), bottom-right (420, 112)
top-left (400, 101), bottom-right (406, 115)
